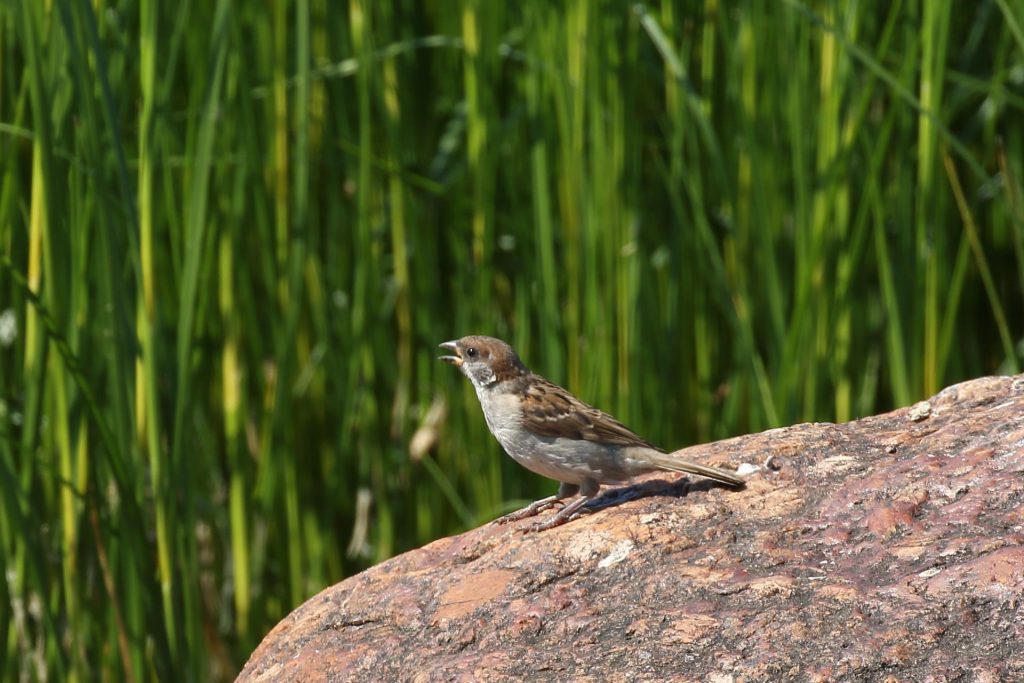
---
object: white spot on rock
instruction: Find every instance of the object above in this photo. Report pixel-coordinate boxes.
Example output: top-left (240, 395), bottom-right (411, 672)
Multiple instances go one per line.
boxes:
top-left (598, 540), bottom-right (634, 568)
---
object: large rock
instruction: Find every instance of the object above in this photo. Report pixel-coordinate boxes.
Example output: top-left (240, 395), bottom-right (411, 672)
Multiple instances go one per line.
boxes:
top-left (238, 375), bottom-right (1024, 682)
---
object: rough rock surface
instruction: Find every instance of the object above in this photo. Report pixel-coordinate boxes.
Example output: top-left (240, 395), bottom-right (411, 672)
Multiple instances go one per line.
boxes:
top-left (238, 375), bottom-right (1024, 682)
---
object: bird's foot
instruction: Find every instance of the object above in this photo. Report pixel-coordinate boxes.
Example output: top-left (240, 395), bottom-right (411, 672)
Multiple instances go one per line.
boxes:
top-left (494, 495), bottom-right (564, 525)
top-left (519, 495), bottom-right (592, 532)
top-left (525, 512), bottom-right (581, 532)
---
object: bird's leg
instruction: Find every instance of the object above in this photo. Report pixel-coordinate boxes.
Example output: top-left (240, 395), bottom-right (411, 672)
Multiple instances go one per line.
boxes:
top-left (529, 479), bottom-right (601, 531)
top-left (495, 482), bottom-right (579, 524)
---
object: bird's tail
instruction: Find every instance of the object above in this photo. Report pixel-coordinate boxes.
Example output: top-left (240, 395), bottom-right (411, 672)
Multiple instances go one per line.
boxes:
top-left (644, 452), bottom-right (745, 487)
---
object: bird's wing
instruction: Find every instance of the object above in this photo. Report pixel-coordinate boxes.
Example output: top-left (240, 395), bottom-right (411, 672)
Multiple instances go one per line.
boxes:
top-left (520, 375), bottom-right (659, 450)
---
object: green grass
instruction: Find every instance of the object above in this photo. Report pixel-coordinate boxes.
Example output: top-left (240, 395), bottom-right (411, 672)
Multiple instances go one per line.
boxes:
top-left (1, 0), bottom-right (1022, 679)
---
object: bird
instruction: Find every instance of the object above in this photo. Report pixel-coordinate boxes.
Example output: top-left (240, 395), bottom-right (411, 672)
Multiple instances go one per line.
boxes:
top-left (438, 335), bottom-right (744, 530)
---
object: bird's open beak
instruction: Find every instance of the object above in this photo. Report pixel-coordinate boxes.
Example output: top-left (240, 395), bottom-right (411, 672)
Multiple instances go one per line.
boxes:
top-left (438, 340), bottom-right (463, 367)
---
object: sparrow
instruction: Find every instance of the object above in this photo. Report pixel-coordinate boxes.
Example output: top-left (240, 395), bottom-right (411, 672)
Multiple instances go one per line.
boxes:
top-left (439, 335), bottom-right (744, 530)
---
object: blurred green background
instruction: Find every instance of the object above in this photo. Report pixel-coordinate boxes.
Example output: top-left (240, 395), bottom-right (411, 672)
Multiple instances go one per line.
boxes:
top-left (1, 0), bottom-right (1023, 679)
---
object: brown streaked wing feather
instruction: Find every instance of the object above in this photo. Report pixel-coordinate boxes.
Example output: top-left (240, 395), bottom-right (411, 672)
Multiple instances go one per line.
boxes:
top-left (520, 375), bottom-right (659, 450)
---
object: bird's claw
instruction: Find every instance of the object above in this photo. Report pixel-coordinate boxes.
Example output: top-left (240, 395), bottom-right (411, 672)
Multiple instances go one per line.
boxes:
top-left (494, 498), bottom-right (562, 525)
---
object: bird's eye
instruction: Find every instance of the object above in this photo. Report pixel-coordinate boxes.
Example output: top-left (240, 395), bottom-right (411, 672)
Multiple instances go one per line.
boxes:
top-left (466, 347), bottom-right (478, 358)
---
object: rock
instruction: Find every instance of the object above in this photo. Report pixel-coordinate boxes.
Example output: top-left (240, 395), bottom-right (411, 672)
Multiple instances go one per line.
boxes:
top-left (238, 375), bottom-right (1024, 682)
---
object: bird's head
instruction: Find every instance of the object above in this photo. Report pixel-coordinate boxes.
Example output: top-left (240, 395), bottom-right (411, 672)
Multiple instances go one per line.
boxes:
top-left (438, 335), bottom-right (528, 389)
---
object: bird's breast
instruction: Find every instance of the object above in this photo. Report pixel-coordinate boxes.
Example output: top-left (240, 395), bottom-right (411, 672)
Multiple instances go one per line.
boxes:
top-left (475, 386), bottom-right (524, 436)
